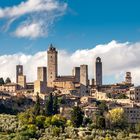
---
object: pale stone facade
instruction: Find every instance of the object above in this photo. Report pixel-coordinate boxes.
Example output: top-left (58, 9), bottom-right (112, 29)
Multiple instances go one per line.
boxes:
top-left (123, 104), bottom-right (140, 124)
top-left (0, 83), bottom-right (18, 93)
top-left (72, 67), bottom-right (80, 83)
top-left (34, 67), bottom-right (47, 94)
top-left (80, 65), bottom-right (89, 96)
top-left (17, 75), bottom-right (26, 89)
top-left (129, 86), bottom-right (140, 103)
top-left (37, 67), bottom-right (47, 82)
top-left (34, 80), bottom-right (47, 94)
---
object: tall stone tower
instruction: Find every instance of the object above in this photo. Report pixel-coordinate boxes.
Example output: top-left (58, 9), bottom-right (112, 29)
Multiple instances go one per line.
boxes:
top-left (72, 67), bottom-right (80, 83)
top-left (34, 67), bottom-right (47, 94)
top-left (80, 65), bottom-right (89, 96)
top-left (37, 67), bottom-right (47, 82)
top-left (16, 65), bottom-right (23, 83)
top-left (16, 65), bottom-right (26, 89)
top-left (47, 44), bottom-right (58, 87)
top-left (80, 65), bottom-right (88, 86)
top-left (95, 57), bottom-right (102, 86)
top-left (125, 72), bottom-right (132, 84)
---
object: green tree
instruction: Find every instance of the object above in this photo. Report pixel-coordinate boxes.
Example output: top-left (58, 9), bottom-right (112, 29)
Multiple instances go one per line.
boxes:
top-left (98, 101), bottom-right (108, 115)
top-left (0, 77), bottom-right (4, 85)
top-left (18, 108), bottom-right (36, 125)
top-left (5, 77), bottom-right (11, 84)
top-left (96, 116), bottom-right (106, 129)
top-left (71, 106), bottom-right (84, 127)
top-left (35, 115), bottom-right (46, 128)
top-left (34, 92), bottom-right (40, 116)
top-left (106, 107), bottom-right (127, 129)
top-left (83, 117), bottom-right (92, 126)
top-left (53, 94), bottom-right (58, 114)
top-left (45, 92), bottom-right (53, 116)
top-left (51, 115), bottom-right (66, 128)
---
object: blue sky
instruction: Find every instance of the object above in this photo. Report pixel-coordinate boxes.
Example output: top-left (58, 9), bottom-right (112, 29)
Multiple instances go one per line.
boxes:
top-left (0, 0), bottom-right (140, 84)
top-left (0, 0), bottom-right (140, 55)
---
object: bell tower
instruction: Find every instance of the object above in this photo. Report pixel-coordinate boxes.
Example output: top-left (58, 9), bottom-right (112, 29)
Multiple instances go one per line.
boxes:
top-left (47, 44), bottom-right (58, 87)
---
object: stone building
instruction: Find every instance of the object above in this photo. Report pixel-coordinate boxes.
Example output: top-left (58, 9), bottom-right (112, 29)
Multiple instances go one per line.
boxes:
top-left (37, 67), bottom-right (47, 82)
top-left (80, 65), bottom-right (89, 96)
top-left (16, 65), bottom-right (23, 83)
top-left (129, 86), bottom-right (140, 103)
top-left (46, 44), bottom-right (89, 96)
top-left (125, 72), bottom-right (132, 84)
top-left (0, 83), bottom-right (18, 93)
top-left (34, 67), bottom-right (47, 94)
top-left (72, 67), bottom-right (80, 83)
top-left (16, 65), bottom-right (26, 89)
top-left (47, 44), bottom-right (58, 88)
top-left (123, 104), bottom-right (140, 124)
top-left (95, 57), bottom-right (102, 86)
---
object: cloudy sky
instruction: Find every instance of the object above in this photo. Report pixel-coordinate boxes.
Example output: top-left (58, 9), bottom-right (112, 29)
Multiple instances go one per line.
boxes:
top-left (0, 0), bottom-right (140, 85)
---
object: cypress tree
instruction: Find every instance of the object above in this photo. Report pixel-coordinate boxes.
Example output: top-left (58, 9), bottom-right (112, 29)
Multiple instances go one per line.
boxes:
top-left (46, 92), bottom-right (53, 116)
top-left (71, 106), bottom-right (84, 127)
top-left (0, 78), bottom-right (4, 86)
top-left (34, 92), bottom-right (40, 116)
top-left (5, 77), bottom-right (11, 84)
top-left (53, 94), bottom-right (58, 114)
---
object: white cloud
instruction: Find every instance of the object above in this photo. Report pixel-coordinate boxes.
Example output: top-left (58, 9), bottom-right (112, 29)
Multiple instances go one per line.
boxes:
top-left (0, 0), bottom-right (67, 38)
top-left (14, 22), bottom-right (46, 38)
top-left (0, 41), bottom-right (140, 85)
top-left (0, 0), bottom-right (67, 18)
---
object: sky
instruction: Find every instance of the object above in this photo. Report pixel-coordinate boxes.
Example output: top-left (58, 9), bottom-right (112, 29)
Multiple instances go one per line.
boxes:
top-left (0, 0), bottom-right (140, 85)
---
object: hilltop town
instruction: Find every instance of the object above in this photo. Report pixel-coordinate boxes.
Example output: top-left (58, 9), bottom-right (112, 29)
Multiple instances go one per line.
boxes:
top-left (0, 44), bottom-right (139, 123)
top-left (0, 44), bottom-right (140, 140)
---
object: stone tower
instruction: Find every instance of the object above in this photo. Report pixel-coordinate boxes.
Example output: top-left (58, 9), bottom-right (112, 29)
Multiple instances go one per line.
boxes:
top-left (34, 67), bottom-right (47, 94)
top-left (80, 65), bottom-right (89, 96)
top-left (16, 65), bottom-right (26, 89)
top-left (80, 65), bottom-right (88, 86)
top-left (47, 44), bottom-right (58, 87)
top-left (95, 57), bottom-right (102, 86)
top-left (125, 72), bottom-right (132, 84)
top-left (72, 67), bottom-right (80, 83)
top-left (16, 65), bottom-right (23, 83)
top-left (37, 67), bottom-right (47, 82)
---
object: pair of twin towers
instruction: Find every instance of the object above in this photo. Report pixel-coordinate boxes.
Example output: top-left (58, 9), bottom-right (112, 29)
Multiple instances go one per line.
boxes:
top-left (47, 44), bottom-right (102, 88)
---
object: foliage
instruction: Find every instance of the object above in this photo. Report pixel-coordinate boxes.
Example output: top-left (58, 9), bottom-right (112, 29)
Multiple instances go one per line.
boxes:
top-left (18, 108), bottom-right (36, 126)
top-left (96, 116), bottom-right (106, 129)
top-left (83, 117), bottom-right (92, 126)
top-left (0, 77), bottom-right (4, 85)
top-left (5, 77), bottom-right (11, 84)
top-left (53, 94), bottom-right (58, 114)
top-left (0, 103), bottom-right (18, 115)
top-left (44, 115), bottom-right (66, 129)
top-left (45, 92), bottom-right (53, 116)
top-left (0, 114), bottom-right (18, 133)
top-left (106, 107), bottom-right (127, 129)
top-left (51, 115), bottom-right (66, 128)
top-left (71, 106), bottom-right (84, 127)
top-left (35, 115), bottom-right (46, 129)
top-left (34, 92), bottom-right (40, 116)
top-left (98, 100), bottom-right (108, 114)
